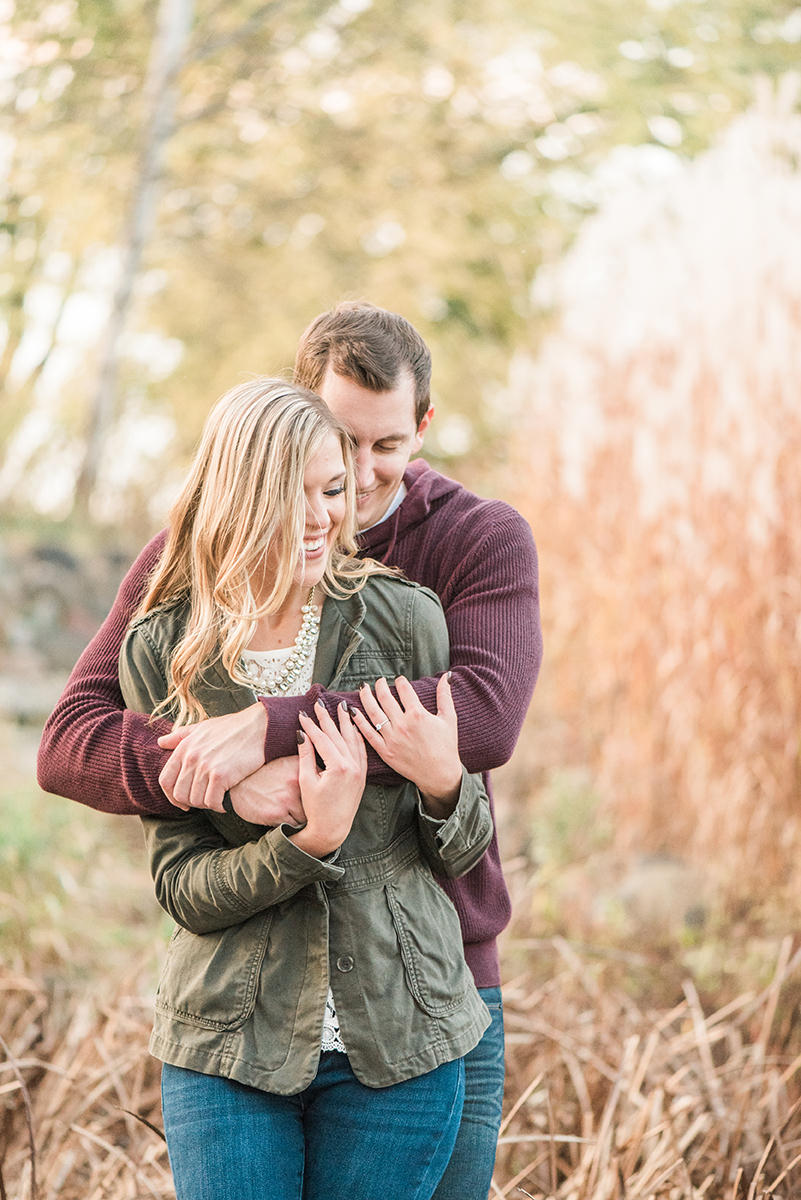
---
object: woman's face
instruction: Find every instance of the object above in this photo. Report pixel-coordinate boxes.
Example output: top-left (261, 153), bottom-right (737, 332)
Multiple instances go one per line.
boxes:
top-left (294, 432), bottom-right (348, 590)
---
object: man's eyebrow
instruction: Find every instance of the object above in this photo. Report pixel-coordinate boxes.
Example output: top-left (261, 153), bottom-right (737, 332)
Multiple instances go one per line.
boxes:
top-left (374, 433), bottom-right (406, 443)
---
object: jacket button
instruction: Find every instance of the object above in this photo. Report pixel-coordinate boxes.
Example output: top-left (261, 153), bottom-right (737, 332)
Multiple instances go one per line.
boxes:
top-left (336, 955), bottom-right (354, 972)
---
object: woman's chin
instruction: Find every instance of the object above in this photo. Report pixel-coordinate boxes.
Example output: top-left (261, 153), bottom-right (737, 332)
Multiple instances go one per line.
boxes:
top-left (295, 552), bottom-right (330, 591)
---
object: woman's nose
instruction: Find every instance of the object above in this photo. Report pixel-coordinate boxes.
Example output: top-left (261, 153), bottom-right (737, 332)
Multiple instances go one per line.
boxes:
top-left (306, 500), bottom-right (328, 530)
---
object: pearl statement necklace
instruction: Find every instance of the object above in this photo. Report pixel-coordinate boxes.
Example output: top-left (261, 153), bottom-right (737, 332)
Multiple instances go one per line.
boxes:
top-left (242, 587), bottom-right (320, 696)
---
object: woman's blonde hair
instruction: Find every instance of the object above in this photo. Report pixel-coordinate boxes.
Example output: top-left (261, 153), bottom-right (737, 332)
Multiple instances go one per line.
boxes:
top-left (139, 377), bottom-right (382, 725)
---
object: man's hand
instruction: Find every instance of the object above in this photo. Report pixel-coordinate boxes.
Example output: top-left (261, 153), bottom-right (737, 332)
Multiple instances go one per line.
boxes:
top-left (157, 702), bottom-right (267, 812)
top-left (227, 757), bottom-right (304, 827)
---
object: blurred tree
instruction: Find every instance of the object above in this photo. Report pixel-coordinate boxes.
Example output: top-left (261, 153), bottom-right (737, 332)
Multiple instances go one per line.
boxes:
top-left (0, 0), bottom-right (798, 522)
top-left (74, 0), bottom-right (194, 512)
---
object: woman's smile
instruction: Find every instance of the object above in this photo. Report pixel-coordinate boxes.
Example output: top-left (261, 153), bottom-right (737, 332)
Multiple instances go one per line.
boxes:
top-left (302, 530), bottom-right (330, 559)
top-left (293, 434), bottom-right (347, 588)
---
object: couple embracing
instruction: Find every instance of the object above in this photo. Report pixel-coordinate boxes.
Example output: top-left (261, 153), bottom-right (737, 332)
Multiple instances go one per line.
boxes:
top-left (39, 302), bottom-right (541, 1200)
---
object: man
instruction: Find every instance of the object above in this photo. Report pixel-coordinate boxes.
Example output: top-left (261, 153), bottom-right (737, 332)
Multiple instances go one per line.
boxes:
top-left (38, 301), bottom-right (542, 1199)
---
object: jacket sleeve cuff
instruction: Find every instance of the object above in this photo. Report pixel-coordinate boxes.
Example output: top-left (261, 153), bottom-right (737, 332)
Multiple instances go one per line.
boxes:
top-left (271, 824), bottom-right (346, 881)
top-left (416, 767), bottom-right (493, 878)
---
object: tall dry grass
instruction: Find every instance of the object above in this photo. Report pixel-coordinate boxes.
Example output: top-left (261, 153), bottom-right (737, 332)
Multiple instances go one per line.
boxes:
top-left (3, 939), bottom-right (801, 1199)
top-left (508, 77), bottom-right (801, 898)
top-left (0, 967), bottom-right (170, 1199)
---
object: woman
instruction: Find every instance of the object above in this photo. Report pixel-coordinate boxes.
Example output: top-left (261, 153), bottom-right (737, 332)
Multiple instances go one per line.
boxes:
top-left (118, 378), bottom-right (493, 1200)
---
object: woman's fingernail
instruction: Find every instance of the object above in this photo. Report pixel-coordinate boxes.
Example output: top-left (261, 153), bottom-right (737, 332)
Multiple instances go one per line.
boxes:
top-left (296, 731), bottom-right (306, 745)
top-left (339, 700), bottom-right (349, 713)
top-left (447, 670), bottom-right (452, 682)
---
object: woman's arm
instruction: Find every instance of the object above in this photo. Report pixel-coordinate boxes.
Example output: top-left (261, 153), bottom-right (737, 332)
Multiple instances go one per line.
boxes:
top-left (144, 702), bottom-right (366, 935)
top-left (143, 811), bottom-right (344, 934)
top-left (119, 622), bottom-right (350, 934)
top-left (352, 590), bottom-right (494, 880)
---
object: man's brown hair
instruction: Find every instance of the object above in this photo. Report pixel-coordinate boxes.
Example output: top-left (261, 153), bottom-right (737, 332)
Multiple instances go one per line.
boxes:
top-left (294, 301), bottom-right (432, 426)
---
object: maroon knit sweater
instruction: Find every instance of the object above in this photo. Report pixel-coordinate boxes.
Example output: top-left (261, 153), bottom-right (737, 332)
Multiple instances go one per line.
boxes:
top-left (37, 459), bottom-right (542, 985)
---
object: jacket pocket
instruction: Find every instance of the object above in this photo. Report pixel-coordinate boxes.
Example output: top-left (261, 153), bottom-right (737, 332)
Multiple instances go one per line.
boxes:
top-left (386, 866), bottom-right (470, 1017)
top-left (156, 910), bottom-right (272, 1030)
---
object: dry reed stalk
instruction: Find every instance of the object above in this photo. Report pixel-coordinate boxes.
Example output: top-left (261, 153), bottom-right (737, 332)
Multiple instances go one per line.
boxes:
top-left (494, 938), bottom-right (801, 1199)
top-left (0, 969), bottom-right (169, 1200)
top-left (504, 86), bottom-right (801, 902)
top-left (4, 938), bottom-right (801, 1198)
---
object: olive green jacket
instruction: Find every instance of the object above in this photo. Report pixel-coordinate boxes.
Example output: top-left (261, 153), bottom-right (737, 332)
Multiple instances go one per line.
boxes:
top-left (119, 574), bottom-right (492, 1093)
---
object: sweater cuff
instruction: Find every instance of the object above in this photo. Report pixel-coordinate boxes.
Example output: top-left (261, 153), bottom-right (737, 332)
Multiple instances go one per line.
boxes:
top-left (260, 687), bottom-right (326, 761)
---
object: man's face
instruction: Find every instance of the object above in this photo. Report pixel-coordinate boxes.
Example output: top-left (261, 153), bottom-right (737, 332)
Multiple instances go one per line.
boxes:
top-left (320, 365), bottom-right (433, 531)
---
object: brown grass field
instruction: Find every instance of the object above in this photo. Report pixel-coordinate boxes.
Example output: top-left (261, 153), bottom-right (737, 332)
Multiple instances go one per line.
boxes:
top-left (4, 99), bottom-right (801, 1199)
top-left (3, 931), bottom-right (801, 1199)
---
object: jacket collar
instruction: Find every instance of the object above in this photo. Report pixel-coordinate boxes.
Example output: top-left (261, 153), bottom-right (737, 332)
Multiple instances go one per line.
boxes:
top-left (312, 587), bottom-right (366, 686)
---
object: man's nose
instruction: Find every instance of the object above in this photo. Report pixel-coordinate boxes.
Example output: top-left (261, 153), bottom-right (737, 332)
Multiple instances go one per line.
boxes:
top-left (353, 447), bottom-right (375, 490)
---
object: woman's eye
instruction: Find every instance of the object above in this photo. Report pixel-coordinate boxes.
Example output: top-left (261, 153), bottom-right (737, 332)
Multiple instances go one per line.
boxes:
top-left (324, 484), bottom-right (346, 497)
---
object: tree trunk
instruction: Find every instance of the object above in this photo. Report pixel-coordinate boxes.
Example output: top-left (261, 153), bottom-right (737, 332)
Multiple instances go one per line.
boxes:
top-left (73, 0), bottom-right (194, 517)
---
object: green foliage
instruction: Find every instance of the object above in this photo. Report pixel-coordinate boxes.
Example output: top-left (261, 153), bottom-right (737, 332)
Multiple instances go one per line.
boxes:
top-left (529, 767), bottom-right (611, 869)
top-left (0, 728), bottom-right (163, 977)
top-left (2, 0), bottom-right (799, 517)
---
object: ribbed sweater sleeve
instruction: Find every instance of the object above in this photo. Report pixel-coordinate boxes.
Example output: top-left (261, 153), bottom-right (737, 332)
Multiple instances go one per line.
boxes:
top-left (36, 532), bottom-right (177, 816)
top-left (260, 489), bottom-right (542, 779)
top-left (422, 503), bottom-right (541, 774)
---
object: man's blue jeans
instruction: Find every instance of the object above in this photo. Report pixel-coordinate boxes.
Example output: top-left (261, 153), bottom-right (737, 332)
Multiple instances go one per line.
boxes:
top-left (161, 1051), bottom-right (464, 1200)
top-left (431, 987), bottom-right (505, 1200)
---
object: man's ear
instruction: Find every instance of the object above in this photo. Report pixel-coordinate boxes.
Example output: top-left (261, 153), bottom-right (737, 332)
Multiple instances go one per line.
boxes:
top-left (413, 405), bottom-right (435, 452)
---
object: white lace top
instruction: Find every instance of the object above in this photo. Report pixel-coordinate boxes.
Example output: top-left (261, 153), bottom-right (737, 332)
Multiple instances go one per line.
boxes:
top-left (241, 627), bottom-right (347, 1055)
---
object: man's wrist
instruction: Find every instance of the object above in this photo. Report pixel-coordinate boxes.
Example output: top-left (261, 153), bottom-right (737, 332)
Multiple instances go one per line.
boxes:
top-left (257, 696), bottom-right (269, 748)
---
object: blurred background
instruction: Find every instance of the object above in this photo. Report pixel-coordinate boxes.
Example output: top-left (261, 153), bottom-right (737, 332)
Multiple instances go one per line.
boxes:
top-left (2, 1), bottom-right (801, 1195)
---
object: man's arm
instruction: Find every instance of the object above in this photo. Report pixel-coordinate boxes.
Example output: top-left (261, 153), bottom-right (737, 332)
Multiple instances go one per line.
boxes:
top-left (159, 505), bottom-right (541, 812)
top-left (38, 532), bottom-right (299, 819)
top-left (45, 505), bottom-right (540, 818)
top-left (36, 533), bottom-right (175, 816)
top-left (247, 507), bottom-right (541, 775)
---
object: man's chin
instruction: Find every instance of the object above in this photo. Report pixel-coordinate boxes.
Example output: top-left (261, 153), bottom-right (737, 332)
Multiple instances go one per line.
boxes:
top-left (357, 507), bottom-right (382, 532)
top-left (357, 489), bottom-right (396, 531)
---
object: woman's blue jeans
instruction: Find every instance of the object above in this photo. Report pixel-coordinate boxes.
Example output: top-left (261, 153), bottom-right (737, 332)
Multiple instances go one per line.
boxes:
top-left (161, 1051), bottom-right (465, 1200)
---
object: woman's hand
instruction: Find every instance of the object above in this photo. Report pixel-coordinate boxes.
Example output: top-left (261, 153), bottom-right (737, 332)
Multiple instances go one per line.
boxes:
top-left (289, 700), bottom-right (367, 859)
top-left (352, 674), bottom-right (462, 820)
